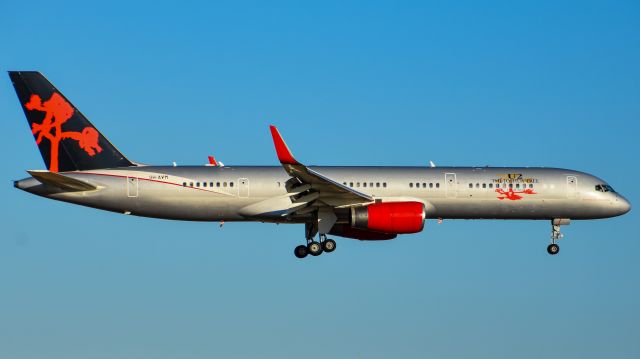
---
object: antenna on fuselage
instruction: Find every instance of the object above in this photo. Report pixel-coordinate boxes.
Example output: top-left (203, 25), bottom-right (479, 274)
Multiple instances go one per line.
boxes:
top-left (429, 160), bottom-right (436, 168)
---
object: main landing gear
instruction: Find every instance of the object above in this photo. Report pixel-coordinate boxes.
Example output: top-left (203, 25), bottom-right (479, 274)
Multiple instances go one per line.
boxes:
top-left (295, 210), bottom-right (338, 259)
top-left (294, 234), bottom-right (337, 259)
top-left (547, 219), bottom-right (569, 256)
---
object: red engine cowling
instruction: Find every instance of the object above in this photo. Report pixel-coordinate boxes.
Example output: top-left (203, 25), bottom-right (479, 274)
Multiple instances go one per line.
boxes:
top-left (329, 224), bottom-right (398, 241)
top-left (351, 201), bottom-right (425, 234)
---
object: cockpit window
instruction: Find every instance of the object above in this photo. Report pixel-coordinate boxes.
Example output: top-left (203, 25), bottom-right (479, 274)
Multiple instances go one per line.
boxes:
top-left (595, 184), bottom-right (616, 193)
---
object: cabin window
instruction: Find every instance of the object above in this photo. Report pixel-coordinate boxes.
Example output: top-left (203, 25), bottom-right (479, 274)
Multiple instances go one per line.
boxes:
top-left (429, 183), bottom-right (433, 188)
top-left (350, 182), bottom-right (353, 187)
top-left (482, 183), bottom-right (486, 188)
top-left (415, 183), bottom-right (420, 188)
top-left (509, 184), bottom-right (513, 188)
top-left (376, 183), bottom-right (380, 188)
top-left (529, 184), bottom-right (533, 189)
top-left (410, 183), bottom-right (414, 188)
top-left (422, 183), bottom-right (426, 188)
top-left (223, 182), bottom-right (227, 187)
top-left (182, 182), bottom-right (186, 187)
top-left (190, 182), bottom-right (193, 187)
top-left (356, 182), bottom-right (360, 187)
top-left (436, 183), bottom-right (440, 188)
top-left (343, 182), bottom-right (347, 185)
top-left (210, 182), bottom-right (214, 187)
top-left (203, 182), bottom-right (208, 187)
top-left (476, 183), bottom-right (480, 188)
top-left (216, 182), bottom-right (220, 187)
top-left (516, 183), bottom-right (520, 189)
top-left (468, 183), bottom-right (473, 188)
top-left (489, 183), bottom-right (493, 188)
top-left (230, 182), bottom-right (234, 187)
top-left (363, 182), bottom-right (367, 188)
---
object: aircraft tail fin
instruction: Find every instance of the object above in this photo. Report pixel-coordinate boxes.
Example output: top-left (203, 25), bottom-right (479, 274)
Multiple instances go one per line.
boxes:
top-left (8, 71), bottom-right (135, 172)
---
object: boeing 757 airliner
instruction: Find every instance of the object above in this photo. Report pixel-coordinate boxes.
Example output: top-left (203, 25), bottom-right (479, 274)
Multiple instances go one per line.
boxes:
top-left (10, 72), bottom-right (631, 258)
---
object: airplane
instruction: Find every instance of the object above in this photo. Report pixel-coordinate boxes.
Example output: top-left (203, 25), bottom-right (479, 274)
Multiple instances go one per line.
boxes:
top-left (9, 71), bottom-right (631, 258)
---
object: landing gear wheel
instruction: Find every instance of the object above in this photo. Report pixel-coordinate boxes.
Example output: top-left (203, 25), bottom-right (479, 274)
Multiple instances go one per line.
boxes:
top-left (294, 245), bottom-right (308, 259)
top-left (547, 243), bottom-right (560, 255)
top-left (308, 241), bottom-right (323, 256)
top-left (322, 239), bottom-right (336, 253)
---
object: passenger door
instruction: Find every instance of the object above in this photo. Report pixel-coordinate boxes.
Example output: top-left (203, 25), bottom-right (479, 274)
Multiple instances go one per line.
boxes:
top-left (127, 177), bottom-right (138, 197)
top-left (445, 173), bottom-right (457, 198)
top-left (566, 176), bottom-right (578, 198)
top-left (238, 178), bottom-right (249, 198)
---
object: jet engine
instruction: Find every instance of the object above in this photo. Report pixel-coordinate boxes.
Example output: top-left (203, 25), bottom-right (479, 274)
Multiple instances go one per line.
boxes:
top-left (328, 224), bottom-right (398, 241)
top-left (350, 201), bottom-right (425, 234)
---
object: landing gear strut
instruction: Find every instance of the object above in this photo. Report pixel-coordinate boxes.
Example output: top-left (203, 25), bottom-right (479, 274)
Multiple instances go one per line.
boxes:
top-left (293, 209), bottom-right (339, 259)
top-left (547, 219), bottom-right (569, 255)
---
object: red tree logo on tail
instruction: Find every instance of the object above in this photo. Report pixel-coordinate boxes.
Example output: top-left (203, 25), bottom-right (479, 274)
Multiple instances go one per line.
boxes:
top-left (495, 188), bottom-right (537, 200)
top-left (25, 93), bottom-right (102, 172)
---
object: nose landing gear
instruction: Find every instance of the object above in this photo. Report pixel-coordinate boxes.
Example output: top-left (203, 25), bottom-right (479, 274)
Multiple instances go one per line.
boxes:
top-left (547, 219), bottom-right (569, 256)
top-left (547, 243), bottom-right (560, 255)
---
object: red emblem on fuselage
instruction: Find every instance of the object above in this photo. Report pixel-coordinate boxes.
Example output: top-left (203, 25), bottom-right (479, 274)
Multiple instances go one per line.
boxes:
top-left (24, 93), bottom-right (102, 172)
top-left (495, 188), bottom-right (536, 200)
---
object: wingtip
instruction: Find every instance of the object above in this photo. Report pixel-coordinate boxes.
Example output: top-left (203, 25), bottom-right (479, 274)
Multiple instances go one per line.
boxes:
top-left (269, 125), bottom-right (300, 165)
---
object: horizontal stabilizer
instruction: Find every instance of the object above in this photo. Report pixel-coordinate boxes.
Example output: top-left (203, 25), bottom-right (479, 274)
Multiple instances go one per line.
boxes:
top-left (28, 170), bottom-right (97, 191)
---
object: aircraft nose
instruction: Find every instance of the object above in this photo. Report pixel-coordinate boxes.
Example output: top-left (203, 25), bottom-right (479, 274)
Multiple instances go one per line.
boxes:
top-left (615, 196), bottom-right (631, 216)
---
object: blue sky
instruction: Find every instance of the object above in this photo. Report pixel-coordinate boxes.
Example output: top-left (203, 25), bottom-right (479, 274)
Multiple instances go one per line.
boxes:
top-left (1, 1), bottom-right (639, 358)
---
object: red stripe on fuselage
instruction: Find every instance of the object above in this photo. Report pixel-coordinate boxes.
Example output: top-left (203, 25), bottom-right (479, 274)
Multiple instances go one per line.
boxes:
top-left (73, 171), bottom-right (234, 195)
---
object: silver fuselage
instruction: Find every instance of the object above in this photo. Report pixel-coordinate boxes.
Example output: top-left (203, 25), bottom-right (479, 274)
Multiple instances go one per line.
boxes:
top-left (14, 166), bottom-right (631, 223)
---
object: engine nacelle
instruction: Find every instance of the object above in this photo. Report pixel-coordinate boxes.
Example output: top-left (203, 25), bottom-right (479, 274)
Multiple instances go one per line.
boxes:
top-left (328, 224), bottom-right (397, 241)
top-left (351, 201), bottom-right (425, 234)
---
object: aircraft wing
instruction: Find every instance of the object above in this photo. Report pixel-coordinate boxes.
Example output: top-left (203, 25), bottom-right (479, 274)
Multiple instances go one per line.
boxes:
top-left (269, 126), bottom-right (374, 208)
